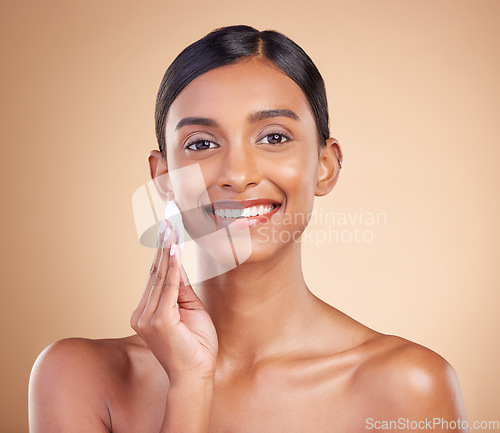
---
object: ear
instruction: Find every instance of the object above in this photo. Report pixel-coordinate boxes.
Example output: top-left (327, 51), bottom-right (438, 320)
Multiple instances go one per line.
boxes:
top-left (148, 149), bottom-right (173, 201)
top-left (315, 138), bottom-right (343, 197)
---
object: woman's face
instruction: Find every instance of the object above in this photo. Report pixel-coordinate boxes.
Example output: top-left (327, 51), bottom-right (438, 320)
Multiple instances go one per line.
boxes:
top-left (161, 57), bottom-right (338, 264)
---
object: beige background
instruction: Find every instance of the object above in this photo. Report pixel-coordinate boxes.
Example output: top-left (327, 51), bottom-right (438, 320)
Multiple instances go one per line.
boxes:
top-left (1, 0), bottom-right (499, 431)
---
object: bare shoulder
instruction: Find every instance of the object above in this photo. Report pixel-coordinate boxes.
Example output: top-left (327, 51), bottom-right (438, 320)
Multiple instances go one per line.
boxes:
top-left (353, 334), bottom-right (468, 425)
top-left (358, 334), bottom-right (454, 379)
top-left (29, 335), bottom-right (145, 432)
top-left (30, 335), bottom-right (140, 386)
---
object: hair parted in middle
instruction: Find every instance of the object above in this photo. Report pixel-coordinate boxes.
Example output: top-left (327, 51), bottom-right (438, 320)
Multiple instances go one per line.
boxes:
top-left (155, 25), bottom-right (330, 158)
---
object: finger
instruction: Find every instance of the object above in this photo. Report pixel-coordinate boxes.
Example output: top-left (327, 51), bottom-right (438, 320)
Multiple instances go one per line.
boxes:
top-left (179, 264), bottom-right (189, 287)
top-left (141, 224), bottom-right (171, 304)
top-left (130, 221), bottom-right (170, 327)
top-left (154, 243), bottom-right (182, 318)
top-left (178, 265), bottom-right (204, 309)
top-left (142, 228), bottom-right (174, 318)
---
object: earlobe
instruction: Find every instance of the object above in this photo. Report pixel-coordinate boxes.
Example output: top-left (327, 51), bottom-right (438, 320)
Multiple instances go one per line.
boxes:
top-left (314, 138), bottom-right (343, 197)
top-left (148, 149), bottom-right (172, 201)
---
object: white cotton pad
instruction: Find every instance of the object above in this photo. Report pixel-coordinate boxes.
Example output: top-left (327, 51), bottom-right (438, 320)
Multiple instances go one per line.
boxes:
top-left (164, 201), bottom-right (185, 252)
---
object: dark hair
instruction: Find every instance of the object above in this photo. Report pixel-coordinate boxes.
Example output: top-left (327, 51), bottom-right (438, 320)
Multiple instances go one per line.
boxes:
top-left (155, 25), bottom-right (330, 158)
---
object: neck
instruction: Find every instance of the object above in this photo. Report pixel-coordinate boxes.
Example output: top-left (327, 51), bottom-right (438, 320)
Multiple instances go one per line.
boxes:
top-left (195, 240), bottom-right (321, 371)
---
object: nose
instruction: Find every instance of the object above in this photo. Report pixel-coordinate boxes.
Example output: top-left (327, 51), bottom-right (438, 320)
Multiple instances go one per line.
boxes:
top-left (217, 141), bottom-right (261, 192)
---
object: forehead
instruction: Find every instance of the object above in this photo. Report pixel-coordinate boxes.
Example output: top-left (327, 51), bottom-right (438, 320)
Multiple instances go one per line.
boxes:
top-left (165, 57), bottom-right (315, 128)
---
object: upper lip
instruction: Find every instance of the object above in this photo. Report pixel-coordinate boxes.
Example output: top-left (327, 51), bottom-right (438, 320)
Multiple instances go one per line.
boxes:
top-left (205, 198), bottom-right (281, 213)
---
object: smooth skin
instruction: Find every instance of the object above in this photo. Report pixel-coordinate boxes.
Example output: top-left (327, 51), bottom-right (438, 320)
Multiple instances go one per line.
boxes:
top-left (29, 57), bottom-right (468, 432)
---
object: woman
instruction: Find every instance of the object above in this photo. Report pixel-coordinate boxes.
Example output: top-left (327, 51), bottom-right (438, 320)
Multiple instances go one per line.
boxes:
top-left (29, 25), bottom-right (468, 432)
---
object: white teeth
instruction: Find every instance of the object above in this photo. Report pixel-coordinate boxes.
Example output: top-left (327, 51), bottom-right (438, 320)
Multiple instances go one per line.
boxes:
top-left (242, 206), bottom-right (258, 217)
top-left (214, 204), bottom-right (276, 219)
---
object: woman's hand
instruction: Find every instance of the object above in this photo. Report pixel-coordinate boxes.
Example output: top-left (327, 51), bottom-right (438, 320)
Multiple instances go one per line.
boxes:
top-left (130, 220), bottom-right (218, 384)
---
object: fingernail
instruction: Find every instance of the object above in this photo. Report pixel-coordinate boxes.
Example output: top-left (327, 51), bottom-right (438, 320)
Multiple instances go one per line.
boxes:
top-left (159, 219), bottom-right (167, 234)
top-left (170, 243), bottom-right (176, 256)
top-left (163, 227), bottom-right (171, 247)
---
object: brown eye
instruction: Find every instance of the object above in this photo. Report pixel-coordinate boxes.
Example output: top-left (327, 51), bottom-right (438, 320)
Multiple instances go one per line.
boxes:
top-left (185, 140), bottom-right (219, 151)
top-left (259, 133), bottom-right (291, 145)
top-left (268, 134), bottom-right (283, 144)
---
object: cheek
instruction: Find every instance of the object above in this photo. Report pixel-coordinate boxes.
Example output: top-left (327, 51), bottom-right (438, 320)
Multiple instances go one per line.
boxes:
top-left (263, 151), bottom-right (319, 241)
top-left (271, 151), bottom-right (318, 205)
top-left (168, 163), bottom-right (213, 241)
top-left (169, 163), bottom-right (208, 207)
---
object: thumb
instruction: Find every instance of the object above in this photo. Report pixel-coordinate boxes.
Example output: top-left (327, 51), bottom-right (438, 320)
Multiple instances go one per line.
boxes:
top-left (178, 265), bottom-right (205, 309)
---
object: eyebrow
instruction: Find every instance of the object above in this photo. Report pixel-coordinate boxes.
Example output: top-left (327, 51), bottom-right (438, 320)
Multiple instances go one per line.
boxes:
top-left (248, 109), bottom-right (300, 123)
top-left (175, 109), bottom-right (300, 131)
top-left (175, 117), bottom-right (217, 131)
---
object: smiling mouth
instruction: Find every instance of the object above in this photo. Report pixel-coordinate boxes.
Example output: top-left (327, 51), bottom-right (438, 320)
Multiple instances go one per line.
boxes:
top-left (204, 200), bottom-right (281, 219)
